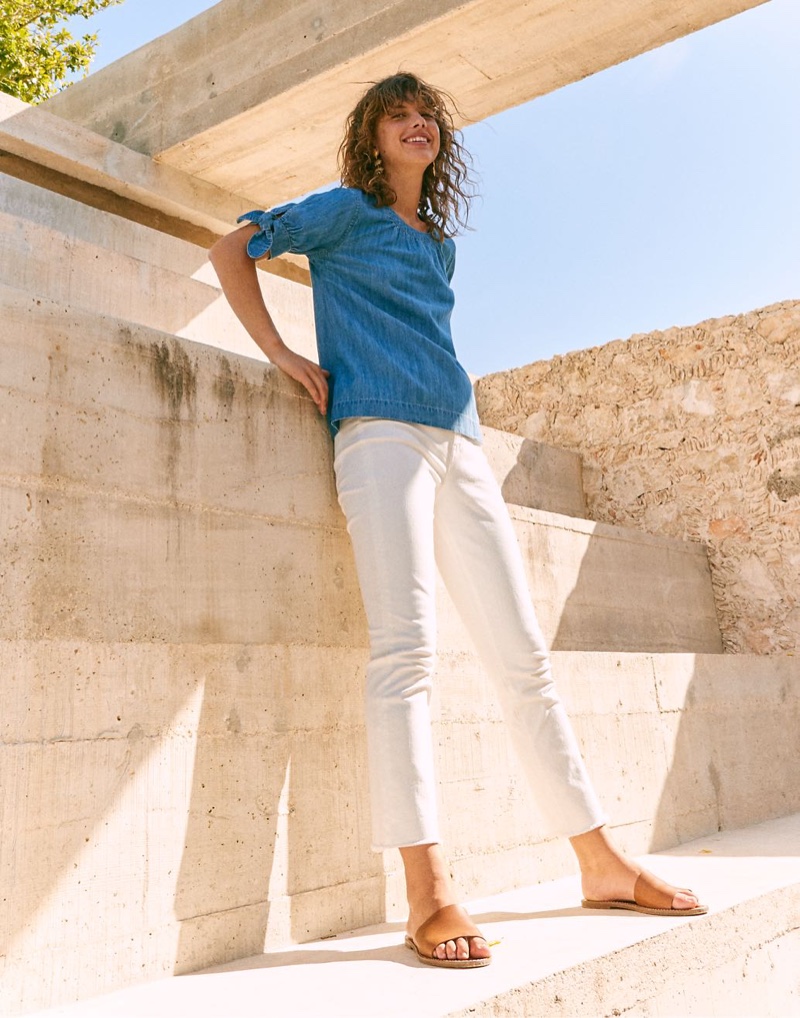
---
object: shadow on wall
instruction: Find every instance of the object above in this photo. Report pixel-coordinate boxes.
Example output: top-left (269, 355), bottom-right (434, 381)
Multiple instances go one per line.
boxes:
top-left (171, 641), bottom-right (381, 974)
top-left (555, 650), bottom-right (800, 866)
top-left (550, 523), bottom-right (724, 655)
top-left (171, 647), bottom-right (297, 975)
top-left (0, 641), bottom-right (379, 1012)
top-left (0, 312), bottom-right (382, 1014)
top-left (648, 653), bottom-right (800, 855)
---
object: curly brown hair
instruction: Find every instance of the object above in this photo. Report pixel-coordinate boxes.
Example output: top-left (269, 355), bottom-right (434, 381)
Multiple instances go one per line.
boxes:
top-left (338, 72), bottom-right (474, 241)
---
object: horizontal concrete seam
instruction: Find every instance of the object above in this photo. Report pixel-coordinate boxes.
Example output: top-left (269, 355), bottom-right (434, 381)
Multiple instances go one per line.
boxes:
top-left (287, 874), bottom-right (386, 898)
top-left (176, 899), bottom-right (270, 924)
top-left (657, 705), bottom-right (800, 715)
top-left (0, 639), bottom-right (366, 651)
top-left (0, 472), bottom-right (345, 534)
top-left (447, 837), bottom-right (562, 862)
top-left (1, 725), bottom-right (366, 748)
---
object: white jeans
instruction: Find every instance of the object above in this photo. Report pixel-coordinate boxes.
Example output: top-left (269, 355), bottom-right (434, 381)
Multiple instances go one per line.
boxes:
top-left (333, 418), bottom-right (607, 850)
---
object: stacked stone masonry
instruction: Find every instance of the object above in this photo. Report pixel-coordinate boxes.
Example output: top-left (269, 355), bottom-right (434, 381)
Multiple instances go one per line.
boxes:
top-left (475, 301), bottom-right (800, 654)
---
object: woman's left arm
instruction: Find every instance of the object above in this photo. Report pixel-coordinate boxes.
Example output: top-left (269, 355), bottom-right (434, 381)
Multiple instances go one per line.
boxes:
top-left (209, 225), bottom-right (329, 415)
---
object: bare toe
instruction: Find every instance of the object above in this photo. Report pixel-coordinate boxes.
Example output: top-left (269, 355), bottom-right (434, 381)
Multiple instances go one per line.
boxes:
top-left (434, 935), bottom-right (490, 962)
top-left (672, 889), bottom-right (699, 910)
top-left (469, 937), bottom-right (491, 960)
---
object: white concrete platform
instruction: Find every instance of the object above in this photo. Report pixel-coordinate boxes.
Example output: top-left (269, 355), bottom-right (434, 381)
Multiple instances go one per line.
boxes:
top-left (36, 814), bottom-right (800, 1018)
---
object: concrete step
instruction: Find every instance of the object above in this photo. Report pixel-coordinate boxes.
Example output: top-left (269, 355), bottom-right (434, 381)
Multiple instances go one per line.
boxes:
top-left (34, 814), bottom-right (800, 1018)
top-left (0, 173), bottom-right (316, 360)
top-left (3, 640), bottom-right (796, 1015)
top-left (0, 285), bottom-right (718, 652)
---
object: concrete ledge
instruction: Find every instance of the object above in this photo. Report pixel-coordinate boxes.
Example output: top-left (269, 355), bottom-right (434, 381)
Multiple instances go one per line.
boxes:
top-left (481, 427), bottom-right (586, 520)
top-left (0, 285), bottom-right (717, 652)
top-left (506, 504), bottom-right (722, 653)
top-left (34, 814), bottom-right (800, 1017)
top-left (0, 93), bottom-right (309, 283)
top-left (0, 174), bottom-right (317, 359)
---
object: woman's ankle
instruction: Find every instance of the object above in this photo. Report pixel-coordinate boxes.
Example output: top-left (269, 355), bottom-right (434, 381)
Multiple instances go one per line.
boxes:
top-left (400, 843), bottom-right (455, 917)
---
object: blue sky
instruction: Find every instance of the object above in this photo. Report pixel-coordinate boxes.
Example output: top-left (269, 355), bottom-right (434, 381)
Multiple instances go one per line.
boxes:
top-left (67, 0), bottom-right (799, 376)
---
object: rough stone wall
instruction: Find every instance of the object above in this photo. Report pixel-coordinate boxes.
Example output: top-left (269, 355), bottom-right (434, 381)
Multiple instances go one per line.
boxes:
top-left (475, 301), bottom-right (800, 654)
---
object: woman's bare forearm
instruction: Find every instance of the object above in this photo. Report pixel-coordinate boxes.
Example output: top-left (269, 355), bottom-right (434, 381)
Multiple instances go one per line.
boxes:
top-left (208, 225), bottom-right (330, 414)
top-left (208, 225), bottom-right (287, 360)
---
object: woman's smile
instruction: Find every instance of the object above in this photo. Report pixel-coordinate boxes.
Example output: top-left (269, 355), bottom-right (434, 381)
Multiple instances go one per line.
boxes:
top-left (375, 100), bottom-right (441, 170)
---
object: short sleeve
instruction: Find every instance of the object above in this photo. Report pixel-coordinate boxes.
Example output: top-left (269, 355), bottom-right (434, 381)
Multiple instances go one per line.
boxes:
top-left (236, 187), bottom-right (360, 261)
top-left (443, 239), bottom-right (456, 283)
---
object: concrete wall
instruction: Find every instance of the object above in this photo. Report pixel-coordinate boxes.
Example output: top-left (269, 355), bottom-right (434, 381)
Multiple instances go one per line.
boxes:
top-left (2, 280), bottom-right (799, 1013)
top-left (475, 301), bottom-right (800, 654)
top-left (2, 139), bottom-right (796, 1014)
top-left (1, 172), bottom-right (316, 362)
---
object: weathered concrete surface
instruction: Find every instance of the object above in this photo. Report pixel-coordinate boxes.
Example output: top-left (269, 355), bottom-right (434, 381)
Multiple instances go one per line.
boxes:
top-left (3, 286), bottom-right (798, 1013)
top-left (0, 92), bottom-right (308, 283)
top-left (3, 642), bottom-right (797, 1015)
top-left (475, 300), bottom-right (800, 654)
top-left (0, 286), bottom-right (720, 652)
top-left (44, 0), bottom-right (768, 204)
top-left (481, 426), bottom-right (586, 519)
top-left (0, 174), bottom-right (588, 518)
top-left (30, 815), bottom-right (800, 1018)
top-left (1, 173), bottom-right (316, 359)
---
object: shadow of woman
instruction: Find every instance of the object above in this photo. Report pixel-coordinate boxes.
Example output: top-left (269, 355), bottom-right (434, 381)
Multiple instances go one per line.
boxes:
top-left (172, 639), bottom-right (385, 974)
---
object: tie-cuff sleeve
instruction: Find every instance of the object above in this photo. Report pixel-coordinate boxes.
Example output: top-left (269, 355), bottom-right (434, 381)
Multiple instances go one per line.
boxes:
top-left (236, 209), bottom-right (291, 260)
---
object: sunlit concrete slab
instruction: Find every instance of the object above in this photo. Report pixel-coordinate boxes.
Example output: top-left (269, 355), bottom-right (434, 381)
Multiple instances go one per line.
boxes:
top-left (0, 173), bottom-right (316, 358)
top-left (45, 0), bottom-right (768, 205)
top-left (36, 814), bottom-right (800, 1018)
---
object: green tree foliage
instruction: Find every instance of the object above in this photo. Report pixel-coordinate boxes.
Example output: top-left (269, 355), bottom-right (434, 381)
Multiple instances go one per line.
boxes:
top-left (0, 0), bottom-right (124, 104)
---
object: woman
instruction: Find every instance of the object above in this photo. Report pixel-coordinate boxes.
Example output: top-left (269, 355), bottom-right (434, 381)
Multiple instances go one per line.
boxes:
top-left (209, 72), bottom-right (705, 970)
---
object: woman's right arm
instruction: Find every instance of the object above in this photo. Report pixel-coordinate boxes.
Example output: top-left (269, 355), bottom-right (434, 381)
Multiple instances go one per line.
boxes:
top-left (208, 224), bottom-right (329, 415)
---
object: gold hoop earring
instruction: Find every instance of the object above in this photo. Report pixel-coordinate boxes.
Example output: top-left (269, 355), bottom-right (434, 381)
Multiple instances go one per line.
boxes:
top-left (373, 150), bottom-right (384, 175)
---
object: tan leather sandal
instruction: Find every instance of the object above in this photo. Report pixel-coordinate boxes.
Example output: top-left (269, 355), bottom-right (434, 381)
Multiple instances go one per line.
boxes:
top-left (582, 869), bottom-right (708, 916)
top-left (404, 904), bottom-right (491, 968)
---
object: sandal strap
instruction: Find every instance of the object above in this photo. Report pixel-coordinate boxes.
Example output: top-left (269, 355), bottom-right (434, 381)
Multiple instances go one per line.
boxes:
top-left (412, 904), bottom-right (483, 957)
top-left (634, 869), bottom-right (689, 910)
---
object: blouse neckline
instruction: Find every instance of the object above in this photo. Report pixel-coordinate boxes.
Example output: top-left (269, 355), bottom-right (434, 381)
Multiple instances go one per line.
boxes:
top-left (382, 204), bottom-right (433, 238)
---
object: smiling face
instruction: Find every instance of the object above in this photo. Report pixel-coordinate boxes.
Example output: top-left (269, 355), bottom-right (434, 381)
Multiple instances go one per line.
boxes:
top-left (373, 98), bottom-right (441, 177)
top-left (339, 72), bottom-right (472, 240)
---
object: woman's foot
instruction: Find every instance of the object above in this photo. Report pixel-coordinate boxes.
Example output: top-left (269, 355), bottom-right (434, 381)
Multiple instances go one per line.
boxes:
top-left (401, 843), bottom-right (491, 963)
top-left (571, 825), bottom-right (705, 913)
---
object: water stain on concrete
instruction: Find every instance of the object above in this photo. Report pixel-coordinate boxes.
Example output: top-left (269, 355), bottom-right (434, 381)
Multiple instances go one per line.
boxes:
top-left (146, 340), bottom-right (198, 494)
top-left (151, 340), bottom-right (197, 421)
top-left (214, 356), bottom-right (236, 414)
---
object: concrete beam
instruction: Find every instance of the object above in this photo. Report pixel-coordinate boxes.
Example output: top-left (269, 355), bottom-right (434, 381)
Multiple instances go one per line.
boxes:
top-left (0, 94), bottom-right (308, 283)
top-left (45, 0), bottom-right (769, 205)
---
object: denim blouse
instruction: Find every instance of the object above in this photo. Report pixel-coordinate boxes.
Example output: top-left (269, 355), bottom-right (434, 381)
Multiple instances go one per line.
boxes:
top-left (237, 186), bottom-right (482, 443)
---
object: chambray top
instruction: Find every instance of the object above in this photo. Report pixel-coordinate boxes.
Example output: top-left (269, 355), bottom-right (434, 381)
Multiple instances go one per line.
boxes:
top-left (237, 186), bottom-right (481, 443)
